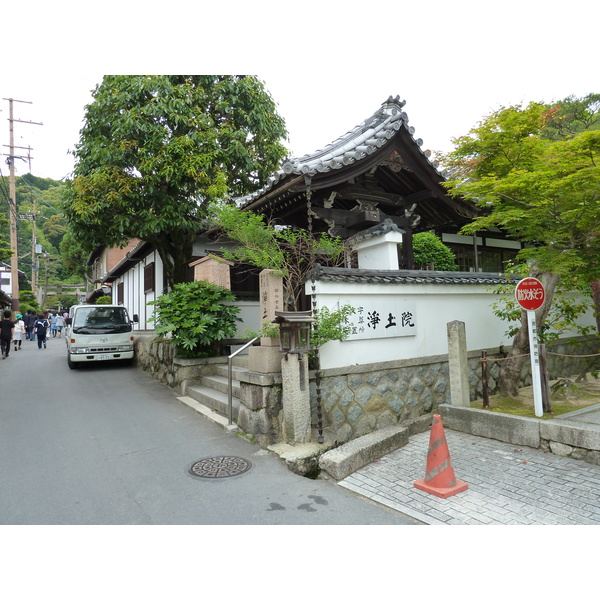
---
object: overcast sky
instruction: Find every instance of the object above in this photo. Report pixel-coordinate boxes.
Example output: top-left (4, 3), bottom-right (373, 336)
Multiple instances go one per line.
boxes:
top-left (3, 1), bottom-right (596, 183)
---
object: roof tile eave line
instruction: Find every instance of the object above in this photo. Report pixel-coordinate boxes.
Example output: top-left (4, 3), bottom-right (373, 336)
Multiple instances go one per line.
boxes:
top-left (235, 95), bottom-right (444, 205)
top-left (288, 109), bottom-right (405, 169)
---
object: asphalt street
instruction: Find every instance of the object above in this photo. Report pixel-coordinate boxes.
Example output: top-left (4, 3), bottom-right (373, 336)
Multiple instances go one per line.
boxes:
top-left (0, 330), bottom-right (421, 525)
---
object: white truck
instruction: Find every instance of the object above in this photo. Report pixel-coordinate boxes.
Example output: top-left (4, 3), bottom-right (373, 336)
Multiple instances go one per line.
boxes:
top-left (65, 304), bottom-right (139, 369)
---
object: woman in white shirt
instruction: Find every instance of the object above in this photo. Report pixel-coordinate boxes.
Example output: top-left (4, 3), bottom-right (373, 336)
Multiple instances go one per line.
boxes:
top-left (13, 314), bottom-right (25, 351)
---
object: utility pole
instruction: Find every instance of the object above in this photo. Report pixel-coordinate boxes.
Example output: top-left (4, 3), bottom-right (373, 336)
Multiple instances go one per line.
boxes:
top-left (2, 97), bottom-right (43, 315)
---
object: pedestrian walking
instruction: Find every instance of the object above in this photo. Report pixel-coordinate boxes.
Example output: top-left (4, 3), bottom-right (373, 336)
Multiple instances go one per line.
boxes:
top-left (27, 310), bottom-right (37, 342)
top-left (50, 313), bottom-right (58, 337)
top-left (23, 310), bottom-right (31, 340)
top-left (34, 315), bottom-right (49, 350)
top-left (55, 313), bottom-right (65, 338)
top-left (1, 309), bottom-right (15, 359)
top-left (13, 313), bottom-right (25, 352)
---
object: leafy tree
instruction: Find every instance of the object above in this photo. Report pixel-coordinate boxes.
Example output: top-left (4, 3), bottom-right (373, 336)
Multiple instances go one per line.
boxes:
top-left (149, 280), bottom-right (241, 358)
top-left (63, 75), bottom-right (289, 288)
top-left (59, 231), bottom-right (88, 279)
top-left (404, 232), bottom-right (457, 271)
top-left (18, 290), bottom-right (39, 315)
top-left (211, 202), bottom-right (347, 310)
top-left (42, 214), bottom-right (68, 250)
top-left (443, 96), bottom-right (600, 396)
top-left (57, 294), bottom-right (79, 311)
top-left (541, 93), bottom-right (600, 140)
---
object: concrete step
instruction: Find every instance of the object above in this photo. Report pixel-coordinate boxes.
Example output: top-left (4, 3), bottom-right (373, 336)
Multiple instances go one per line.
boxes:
top-left (177, 396), bottom-right (239, 434)
top-left (232, 354), bottom-right (249, 368)
top-left (185, 382), bottom-right (240, 420)
top-left (200, 374), bottom-right (241, 397)
top-left (213, 363), bottom-right (248, 381)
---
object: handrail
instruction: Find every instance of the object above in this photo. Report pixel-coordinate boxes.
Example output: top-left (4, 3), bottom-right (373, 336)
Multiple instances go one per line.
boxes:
top-left (228, 337), bottom-right (259, 425)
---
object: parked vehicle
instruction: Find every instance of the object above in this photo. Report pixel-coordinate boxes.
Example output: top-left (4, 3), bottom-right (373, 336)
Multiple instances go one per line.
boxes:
top-left (65, 304), bottom-right (139, 369)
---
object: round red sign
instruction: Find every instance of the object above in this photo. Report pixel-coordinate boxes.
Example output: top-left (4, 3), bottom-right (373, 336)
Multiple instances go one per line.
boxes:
top-left (515, 277), bottom-right (545, 311)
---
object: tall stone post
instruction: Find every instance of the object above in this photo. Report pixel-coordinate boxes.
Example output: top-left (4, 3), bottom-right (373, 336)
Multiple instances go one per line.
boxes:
top-left (281, 353), bottom-right (311, 444)
top-left (258, 269), bottom-right (283, 346)
top-left (447, 320), bottom-right (470, 407)
top-left (248, 269), bottom-right (284, 373)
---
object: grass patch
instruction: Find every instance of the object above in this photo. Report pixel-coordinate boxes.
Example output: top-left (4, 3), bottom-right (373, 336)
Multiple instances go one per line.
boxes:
top-left (471, 377), bottom-right (600, 419)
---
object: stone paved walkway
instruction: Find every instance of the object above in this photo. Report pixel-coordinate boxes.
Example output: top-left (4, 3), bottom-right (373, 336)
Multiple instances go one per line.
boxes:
top-left (339, 429), bottom-right (600, 525)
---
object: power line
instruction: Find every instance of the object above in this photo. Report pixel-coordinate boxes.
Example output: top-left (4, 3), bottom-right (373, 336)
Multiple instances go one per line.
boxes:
top-left (2, 97), bottom-right (43, 313)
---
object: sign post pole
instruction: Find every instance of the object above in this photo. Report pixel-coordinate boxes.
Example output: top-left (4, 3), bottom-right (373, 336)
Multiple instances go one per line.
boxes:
top-left (515, 277), bottom-right (546, 418)
top-left (526, 310), bottom-right (544, 418)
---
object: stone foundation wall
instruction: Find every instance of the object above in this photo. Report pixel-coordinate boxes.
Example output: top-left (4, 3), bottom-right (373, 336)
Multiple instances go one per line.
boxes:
top-left (133, 333), bottom-right (222, 390)
top-left (133, 331), bottom-right (600, 449)
top-left (314, 336), bottom-right (600, 444)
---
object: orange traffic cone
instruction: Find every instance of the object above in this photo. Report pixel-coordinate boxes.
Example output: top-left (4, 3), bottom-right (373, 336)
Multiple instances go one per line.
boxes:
top-left (414, 414), bottom-right (468, 498)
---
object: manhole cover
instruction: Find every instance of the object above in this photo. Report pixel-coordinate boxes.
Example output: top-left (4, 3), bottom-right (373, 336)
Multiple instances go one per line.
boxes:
top-left (189, 456), bottom-right (252, 479)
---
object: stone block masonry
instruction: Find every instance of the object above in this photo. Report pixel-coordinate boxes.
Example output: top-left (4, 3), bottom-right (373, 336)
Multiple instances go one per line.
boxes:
top-left (133, 333), bottom-right (600, 452)
top-left (314, 336), bottom-right (600, 444)
top-left (316, 355), bottom-right (451, 443)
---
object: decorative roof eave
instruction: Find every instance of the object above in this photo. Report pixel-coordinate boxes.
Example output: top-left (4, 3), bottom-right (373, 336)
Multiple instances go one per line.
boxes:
top-left (309, 264), bottom-right (519, 286)
top-left (235, 95), bottom-right (444, 209)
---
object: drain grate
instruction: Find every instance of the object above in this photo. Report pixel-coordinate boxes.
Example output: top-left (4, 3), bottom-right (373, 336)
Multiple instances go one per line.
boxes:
top-left (189, 456), bottom-right (252, 479)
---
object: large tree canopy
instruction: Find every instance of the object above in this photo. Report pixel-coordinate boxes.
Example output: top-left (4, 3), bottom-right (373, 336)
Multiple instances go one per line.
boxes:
top-left (63, 75), bottom-right (289, 287)
top-left (443, 94), bottom-right (600, 396)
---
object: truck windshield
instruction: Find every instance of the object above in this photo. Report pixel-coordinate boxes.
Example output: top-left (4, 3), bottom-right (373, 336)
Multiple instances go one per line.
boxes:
top-left (72, 307), bottom-right (132, 334)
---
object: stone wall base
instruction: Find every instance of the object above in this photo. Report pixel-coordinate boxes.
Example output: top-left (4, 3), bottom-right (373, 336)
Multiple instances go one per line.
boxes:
top-left (439, 404), bottom-right (600, 466)
top-left (134, 333), bottom-right (600, 453)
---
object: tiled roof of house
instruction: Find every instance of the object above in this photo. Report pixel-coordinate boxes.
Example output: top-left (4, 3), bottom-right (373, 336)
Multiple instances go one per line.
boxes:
top-left (310, 264), bottom-right (519, 286)
top-left (237, 95), bottom-right (440, 207)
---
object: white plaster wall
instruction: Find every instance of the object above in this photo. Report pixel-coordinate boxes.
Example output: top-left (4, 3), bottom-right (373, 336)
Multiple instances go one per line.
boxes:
top-left (307, 279), bottom-right (597, 370)
top-left (112, 252), bottom-right (260, 336)
top-left (112, 250), bottom-right (161, 330)
top-left (225, 300), bottom-right (260, 338)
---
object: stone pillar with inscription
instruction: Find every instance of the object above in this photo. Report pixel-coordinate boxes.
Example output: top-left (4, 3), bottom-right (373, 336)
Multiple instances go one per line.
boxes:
top-left (447, 320), bottom-right (470, 407)
top-left (248, 269), bottom-right (284, 373)
top-left (259, 269), bottom-right (284, 346)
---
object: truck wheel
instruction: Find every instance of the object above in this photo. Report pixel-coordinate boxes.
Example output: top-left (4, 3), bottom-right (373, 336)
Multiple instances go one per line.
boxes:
top-left (67, 355), bottom-right (79, 370)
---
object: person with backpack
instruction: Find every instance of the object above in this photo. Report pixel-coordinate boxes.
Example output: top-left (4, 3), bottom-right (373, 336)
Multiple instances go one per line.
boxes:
top-left (34, 315), bottom-right (49, 349)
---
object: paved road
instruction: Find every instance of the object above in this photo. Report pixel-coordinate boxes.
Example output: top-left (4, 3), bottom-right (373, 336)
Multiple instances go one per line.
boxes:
top-left (0, 332), bottom-right (420, 525)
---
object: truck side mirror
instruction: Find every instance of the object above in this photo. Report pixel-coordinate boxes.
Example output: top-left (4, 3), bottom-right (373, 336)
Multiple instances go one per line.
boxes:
top-left (66, 317), bottom-right (72, 326)
top-left (133, 314), bottom-right (139, 323)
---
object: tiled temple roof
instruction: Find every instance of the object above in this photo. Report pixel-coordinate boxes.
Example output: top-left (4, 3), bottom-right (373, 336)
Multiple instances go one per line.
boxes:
top-left (237, 95), bottom-right (440, 206)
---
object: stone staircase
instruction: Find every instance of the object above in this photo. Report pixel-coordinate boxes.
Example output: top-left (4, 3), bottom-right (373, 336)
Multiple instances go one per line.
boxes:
top-left (178, 356), bottom-right (249, 431)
